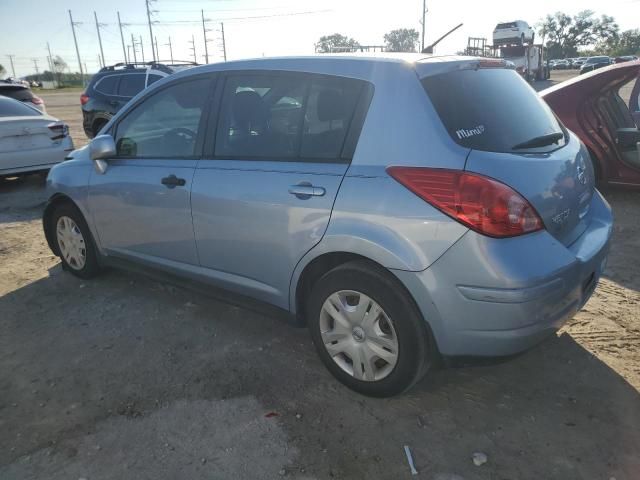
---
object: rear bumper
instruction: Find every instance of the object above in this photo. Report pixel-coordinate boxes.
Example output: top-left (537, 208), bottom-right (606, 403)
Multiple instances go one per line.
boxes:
top-left (393, 190), bottom-right (613, 357)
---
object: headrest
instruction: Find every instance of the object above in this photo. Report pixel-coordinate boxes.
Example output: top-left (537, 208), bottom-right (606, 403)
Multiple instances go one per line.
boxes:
top-left (232, 90), bottom-right (266, 124)
top-left (317, 89), bottom-right (346, 122)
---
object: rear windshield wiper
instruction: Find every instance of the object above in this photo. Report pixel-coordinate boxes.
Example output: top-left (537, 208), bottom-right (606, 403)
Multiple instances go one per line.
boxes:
top-left (512, 132), bottom-right (564, 150)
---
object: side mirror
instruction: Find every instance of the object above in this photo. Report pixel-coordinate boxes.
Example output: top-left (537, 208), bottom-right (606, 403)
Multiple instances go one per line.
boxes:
top-left (89, 134), bottom-right (116, 174)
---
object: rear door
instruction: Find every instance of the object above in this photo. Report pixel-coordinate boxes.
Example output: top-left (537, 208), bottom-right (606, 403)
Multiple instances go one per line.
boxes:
top-left (422, 67), bottom-right (594, 246)
top-left (191, 71), bottom-right (369, 308)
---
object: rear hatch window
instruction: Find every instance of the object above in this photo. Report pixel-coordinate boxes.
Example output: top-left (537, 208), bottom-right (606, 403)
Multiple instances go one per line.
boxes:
top-left (0, 86), bottom-right (34, 102)
top-left (422, 68), bottom-right (566, 154)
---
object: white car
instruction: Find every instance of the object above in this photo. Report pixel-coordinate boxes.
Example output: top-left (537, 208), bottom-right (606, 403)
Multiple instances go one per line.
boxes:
top-left (493, 20), bottom-right (535, 46)
top-left (0, 96), bottom-right (73, 177)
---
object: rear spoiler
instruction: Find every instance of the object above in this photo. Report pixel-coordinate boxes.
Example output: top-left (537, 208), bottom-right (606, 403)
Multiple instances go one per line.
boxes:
top-left (415, 56), bottom-right (514, 78)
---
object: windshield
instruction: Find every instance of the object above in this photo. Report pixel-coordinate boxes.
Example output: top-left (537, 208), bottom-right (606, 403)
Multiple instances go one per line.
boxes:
top-left (587, 56), bottom-right (609, 63)
top-left (421, 68), bottom-right (565, 153)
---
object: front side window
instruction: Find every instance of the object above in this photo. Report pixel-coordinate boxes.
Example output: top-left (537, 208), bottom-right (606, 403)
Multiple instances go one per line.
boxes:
top-left (114, 78), bottom-right (209, 158)
top-left (215, 73), bottom-right (363, 161)
top-left (118, 74), bottom-right (146, 97)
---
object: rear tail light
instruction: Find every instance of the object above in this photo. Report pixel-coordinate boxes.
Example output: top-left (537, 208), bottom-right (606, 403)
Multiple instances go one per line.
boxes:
top-left (80, 94), bottom-right (89, 105)
top-left (47, 122), bottom-right (69, 141)
top-left (387, 167), bottom-right (544, 238)
top-left (31, 96), bottom-right (44, 105)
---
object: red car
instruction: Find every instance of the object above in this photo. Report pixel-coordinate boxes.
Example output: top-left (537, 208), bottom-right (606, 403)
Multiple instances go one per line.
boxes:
top-left (541, 60), bottom-right (640, 188)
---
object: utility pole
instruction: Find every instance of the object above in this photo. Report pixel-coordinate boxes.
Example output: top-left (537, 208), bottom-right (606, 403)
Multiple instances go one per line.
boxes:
top-left (421, 0), bottom-right (427, 51)
top-left (127, 45), bottom-right (132, 63)
top-left (140, 35), bottom-right (146, 62)
top-left (154, 36), bottom-right (159, 62)
top-left (131, 33), bottom-right (138, 62)
top-left (221, 22), bottom-right (227, 61)
top-left (117, 12), bottom-right (128, 63)
top-left (164, 37), bottom-right (173, 63)
top-left (32, 58), bottom-right (40, 78)
top-left (201, 9), bottom-right (210, 64)
top-left (46, 42), bottom-right (54, 80)
top-left (189, 35), bottom-right (197, 63)
top-left (94, 11), bottom-right (106, 68)
top-left (145, 0), bottom-right (156, 62)
top-left (68, 10), bottom-right (84, 81)
top-left (6, 55), bottom-right (16, 77)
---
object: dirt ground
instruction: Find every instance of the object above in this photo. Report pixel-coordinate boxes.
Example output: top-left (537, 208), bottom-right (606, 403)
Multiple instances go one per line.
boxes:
top-left (0, 72), bottom-right (639, 479)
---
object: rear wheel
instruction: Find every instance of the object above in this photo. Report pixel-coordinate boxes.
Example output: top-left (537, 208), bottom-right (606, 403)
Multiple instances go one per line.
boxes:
top-left (307, 260), bottom-right (434, 397)
top-left (51, 203), bottom-right (101, 279)
top-left (92, 119), bottom-right (108, 138)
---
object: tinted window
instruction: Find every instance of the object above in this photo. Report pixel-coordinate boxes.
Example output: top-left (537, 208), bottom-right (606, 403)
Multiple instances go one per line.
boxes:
top-left (215, 75), bottom-right (306, 158)
top-left (300, 77), bottom-right (361, 159)
top-left (422, 68), bottom-right (564, 153)
top-left (587, 56), bottom-right (609, 64)
top-left (215, 74), bottom-right (363, 160)
top-left (118, 74), bottom-right (146, 97)
top-left (147, 74), bottom-right (163, 86)
top-left (95, 75), bottom-right (119, 95)
top-left (496, 22), bottom-right (516, 29)
top-left (115, 78), bottom-right (209, 158)
top-left (0, 97), bottom-right (40, 117)
top-left (0, 86), bottom-right (33, 101)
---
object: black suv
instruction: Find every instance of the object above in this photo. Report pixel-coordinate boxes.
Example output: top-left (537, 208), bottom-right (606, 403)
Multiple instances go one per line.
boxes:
top-left (81, 61), bottom-right (197, 138)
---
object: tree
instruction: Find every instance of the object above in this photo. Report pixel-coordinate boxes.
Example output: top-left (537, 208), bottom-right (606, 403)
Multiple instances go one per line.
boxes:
top-left (316, 33), bottom-right (360, 53)
top-left (599, 29), bottom-right (640, 56)
top-left (537, 10), bottom-right (619, 57)
top-left (0, 64), bottom-right (5, 77)
top-left (384, 28), bottom-right (420, 52)
top-left (52, 56), bottom-right (68, 86)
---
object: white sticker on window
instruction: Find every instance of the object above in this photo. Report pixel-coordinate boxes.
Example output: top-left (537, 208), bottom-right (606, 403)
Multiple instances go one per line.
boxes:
top-left (456, 125), bottom-right (485, 140)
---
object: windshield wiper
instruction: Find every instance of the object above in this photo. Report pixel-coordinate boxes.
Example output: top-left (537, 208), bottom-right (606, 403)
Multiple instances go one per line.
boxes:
top-left (512, 132), bottom-right (564, 150)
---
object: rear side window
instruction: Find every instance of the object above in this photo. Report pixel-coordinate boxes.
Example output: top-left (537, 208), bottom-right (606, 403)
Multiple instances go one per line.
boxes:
top-left (147, 74), bottom-right (163, 86)
top-left (0, 98), bottom-right (40, 117)
top-left (0, 87), bottom-right (33, 101)
top-left (94, 75), bottom-right (119, 95)
top-left (422, 68), bottom-right (565, 153)
top-left (215, 73), bottom-right (365, 161)
top-left (118, 74), bottom-right (146, 97)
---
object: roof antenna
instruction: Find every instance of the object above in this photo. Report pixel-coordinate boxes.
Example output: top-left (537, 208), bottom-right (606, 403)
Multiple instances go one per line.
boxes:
top-left (422, 23), bottom-right (463, 54)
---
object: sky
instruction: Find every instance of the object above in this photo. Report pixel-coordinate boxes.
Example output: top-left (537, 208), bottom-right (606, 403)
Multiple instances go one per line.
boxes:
top-left (0, 0), bottom-right (638, 78)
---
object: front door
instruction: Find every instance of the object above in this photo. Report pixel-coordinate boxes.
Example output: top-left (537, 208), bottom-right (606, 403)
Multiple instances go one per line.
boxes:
top-left (89, 76), bottom-right (214, 266)
top-left (191, 72), bottom-right (369, 308)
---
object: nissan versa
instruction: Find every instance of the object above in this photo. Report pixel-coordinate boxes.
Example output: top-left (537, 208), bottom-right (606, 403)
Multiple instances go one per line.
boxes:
top-left (43, 54), bottom-right (612, 397)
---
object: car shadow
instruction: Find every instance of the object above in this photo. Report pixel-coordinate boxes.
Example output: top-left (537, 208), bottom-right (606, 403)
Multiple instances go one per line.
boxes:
top-left (1, 264), bottom-right (638, 478)
top-left (0, 174), bottom-right (47, 223)
top-left (599, 188), bottom-right (640, 293)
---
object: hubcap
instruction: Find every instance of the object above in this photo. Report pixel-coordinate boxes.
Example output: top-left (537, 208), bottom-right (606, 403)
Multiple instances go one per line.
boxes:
top-left (319, 290), bottom-right (399, 382)
top-left (56, 216), bottom-right (86, 270)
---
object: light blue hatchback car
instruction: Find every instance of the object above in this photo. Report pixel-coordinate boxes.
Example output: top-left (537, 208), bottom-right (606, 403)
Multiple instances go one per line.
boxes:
top-left (43, 54), bottom-right (612, 396)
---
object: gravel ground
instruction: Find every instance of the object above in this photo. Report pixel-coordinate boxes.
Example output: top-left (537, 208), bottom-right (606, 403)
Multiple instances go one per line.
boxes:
top-left (0, 71), bottom-right (639, 479)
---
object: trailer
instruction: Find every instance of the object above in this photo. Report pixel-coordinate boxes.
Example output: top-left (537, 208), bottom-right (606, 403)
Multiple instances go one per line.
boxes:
top-left (465, 37), bottom-right (550, 82)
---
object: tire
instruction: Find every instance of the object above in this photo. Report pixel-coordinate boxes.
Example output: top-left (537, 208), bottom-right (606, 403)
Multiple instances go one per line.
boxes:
top-left (307, 260), bottom-right (434, 397)
top-left (92, 120), bottom-right (108, 138)
top-left (50, 202), bottom-right (101, 279)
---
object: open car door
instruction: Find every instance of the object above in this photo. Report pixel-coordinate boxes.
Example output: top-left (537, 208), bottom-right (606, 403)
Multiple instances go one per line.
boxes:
top-left (541, 61), bottom-right (640, 187)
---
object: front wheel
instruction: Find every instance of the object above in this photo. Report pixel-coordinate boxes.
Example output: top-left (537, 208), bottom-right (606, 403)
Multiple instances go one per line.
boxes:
top-left (307, 260), bottom-right (434, 397)
top-left (51, 203), bottom-right (101, 279)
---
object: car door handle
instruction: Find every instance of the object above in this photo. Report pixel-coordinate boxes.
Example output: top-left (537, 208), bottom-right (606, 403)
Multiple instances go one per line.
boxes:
top-left (161, 174), bottom-right (186, 188)
top-left (288, 183), bottom-right (326, 199)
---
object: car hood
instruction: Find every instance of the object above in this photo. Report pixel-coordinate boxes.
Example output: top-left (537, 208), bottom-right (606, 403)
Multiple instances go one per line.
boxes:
top-left (541, 61), bottom-right (640, 105)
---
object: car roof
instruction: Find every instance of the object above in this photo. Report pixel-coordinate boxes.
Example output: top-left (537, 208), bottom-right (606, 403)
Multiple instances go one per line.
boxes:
top-left (0, 81), bottom-right (28, 90)
top-left (166, 53), bottom-right (508, 83)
